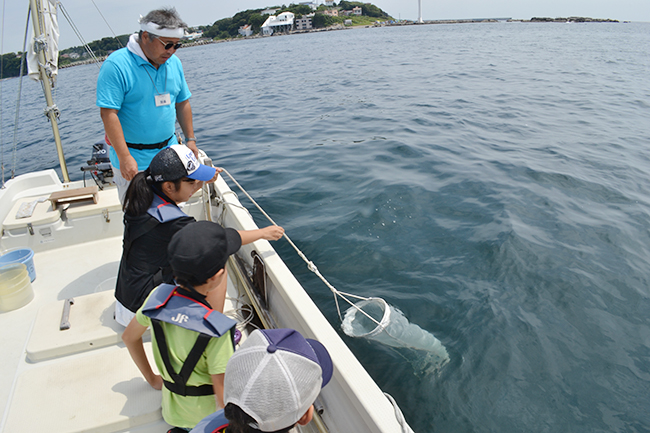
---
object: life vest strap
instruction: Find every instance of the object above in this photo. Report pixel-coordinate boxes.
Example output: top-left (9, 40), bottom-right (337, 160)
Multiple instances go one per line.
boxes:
top-left (152, 319), bottom-right (215, 397)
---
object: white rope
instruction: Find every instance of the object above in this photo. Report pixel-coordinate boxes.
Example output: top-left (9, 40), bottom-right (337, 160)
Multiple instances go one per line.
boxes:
top-left (384, 393), bottom-right (416, 433)
top-left (223, 294), bottom-right (259, 331)
top-left (220, 168), bottom-right (385, 328)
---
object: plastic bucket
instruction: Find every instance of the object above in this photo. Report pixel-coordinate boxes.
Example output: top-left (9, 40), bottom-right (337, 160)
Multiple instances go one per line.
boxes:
top-left (0, 263), bottom-right (34, 312)
top-left (0, 248), bottom-right (36, 282)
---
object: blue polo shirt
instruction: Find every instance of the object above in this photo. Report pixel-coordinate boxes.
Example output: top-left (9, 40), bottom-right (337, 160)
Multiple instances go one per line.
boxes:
top-left (96, 47), bottom-right (191, 170)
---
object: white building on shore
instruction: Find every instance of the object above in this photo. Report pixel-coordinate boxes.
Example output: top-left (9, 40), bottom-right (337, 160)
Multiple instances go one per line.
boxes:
top-left (238, 24), bottom-right (253, 37)
top-left (261, 12), bottom-right (295, 36)
top-left (299, 1), bottom-right (319, 10)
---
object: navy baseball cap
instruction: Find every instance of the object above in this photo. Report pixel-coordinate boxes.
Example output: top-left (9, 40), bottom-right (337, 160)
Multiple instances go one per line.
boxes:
top-left (168, 220), bottom-right (241, 284)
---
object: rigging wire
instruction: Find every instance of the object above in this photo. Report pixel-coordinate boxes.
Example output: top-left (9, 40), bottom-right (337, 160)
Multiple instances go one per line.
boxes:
top-left (2, 3), bottom-right (31, 186)
top-left (11, 6), bottom-right (32, 182)
top-left (1, 0), bottom-right (5, 185)
top-left (90, 0), bottom-right (122, 48)
top-left (57, 1), bottom-right (101, 68)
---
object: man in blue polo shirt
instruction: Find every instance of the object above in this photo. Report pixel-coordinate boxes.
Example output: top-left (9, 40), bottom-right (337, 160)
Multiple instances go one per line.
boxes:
top-left (96, 7), bottom-right (198, 202)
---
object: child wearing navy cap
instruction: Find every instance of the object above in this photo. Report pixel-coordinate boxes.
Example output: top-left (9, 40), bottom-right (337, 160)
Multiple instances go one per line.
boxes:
top-left (123, 221), bottom-right (248, 432)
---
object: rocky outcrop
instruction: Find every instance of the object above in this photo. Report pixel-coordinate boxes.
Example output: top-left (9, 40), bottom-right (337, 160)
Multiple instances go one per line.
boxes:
top-left (528, 17), bottom-right (619, 23)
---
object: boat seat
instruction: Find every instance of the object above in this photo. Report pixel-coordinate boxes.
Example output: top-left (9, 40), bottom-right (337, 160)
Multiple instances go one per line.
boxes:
top-left (26, 290), bottom-right (140, 362)
top-left (65, 187), bottom-right (122, 219)
top-left (4, 343), bottom-right (162, 432)
top-left (2, 196), bottom-right (62, 231)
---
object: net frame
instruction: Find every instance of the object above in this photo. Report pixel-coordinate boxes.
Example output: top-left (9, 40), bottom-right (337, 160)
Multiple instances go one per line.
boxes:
top-left (342, 298), bottom-right (392, 338)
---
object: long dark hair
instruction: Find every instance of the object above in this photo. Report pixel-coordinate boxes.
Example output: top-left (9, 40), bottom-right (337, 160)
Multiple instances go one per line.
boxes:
top-left (223, 403), bottom-right (295, 433)
top-left (123, 169), bottom-right (182, 217)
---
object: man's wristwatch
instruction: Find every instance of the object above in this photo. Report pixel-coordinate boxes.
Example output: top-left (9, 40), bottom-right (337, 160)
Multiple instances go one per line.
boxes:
top-left (186, 137), bottom-right (197, 143)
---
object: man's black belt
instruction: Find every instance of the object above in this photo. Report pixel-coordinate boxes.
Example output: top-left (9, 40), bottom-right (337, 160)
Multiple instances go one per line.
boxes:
top-left (126, 135), bottom-right (173, 150)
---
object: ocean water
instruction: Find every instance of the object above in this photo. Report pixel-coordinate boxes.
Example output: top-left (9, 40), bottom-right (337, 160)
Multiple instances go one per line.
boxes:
top-left (2, 22), bottom-right (650, 432)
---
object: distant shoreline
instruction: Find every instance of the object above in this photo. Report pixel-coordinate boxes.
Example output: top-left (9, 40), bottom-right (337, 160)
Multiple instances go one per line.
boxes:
top-left (58, 16), bottom-right (623, 70)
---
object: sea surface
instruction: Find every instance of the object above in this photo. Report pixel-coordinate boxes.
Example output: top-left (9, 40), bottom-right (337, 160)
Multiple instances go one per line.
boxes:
top-left (2, 22), bottom-right (650, 433)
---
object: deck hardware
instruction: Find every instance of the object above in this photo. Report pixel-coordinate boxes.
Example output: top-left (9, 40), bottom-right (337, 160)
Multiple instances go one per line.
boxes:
top-left (229, 255), bottom-right (277, 330)
top-left (314, 397), bottom-right (325, 415)
top-left (251, 251), bottom-right (267, 307)
top-left (27, 222), bottom-right (34, 235)
top-left (102, 208), bottom-right (110, 223)
top-left (60, 298), bottom-right (74, 330)
top-left (203, 158), bottom-right (217, 199)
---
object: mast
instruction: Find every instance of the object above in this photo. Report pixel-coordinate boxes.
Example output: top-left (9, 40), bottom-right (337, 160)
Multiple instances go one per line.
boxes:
top-left (418, 0), bottom-right (423, 23)
top-left (28, 0), bottom-right (70, 182)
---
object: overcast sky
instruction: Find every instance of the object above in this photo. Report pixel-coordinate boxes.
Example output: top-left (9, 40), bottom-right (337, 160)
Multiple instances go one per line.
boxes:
top-left (2, 0), bottom-right (649, 54)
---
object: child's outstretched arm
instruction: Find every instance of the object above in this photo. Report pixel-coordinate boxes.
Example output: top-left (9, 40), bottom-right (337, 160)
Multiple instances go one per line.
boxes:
top-left (238, 225), bottom-right (284, 245)
top-left (122, 317), bottom-right (163, 390)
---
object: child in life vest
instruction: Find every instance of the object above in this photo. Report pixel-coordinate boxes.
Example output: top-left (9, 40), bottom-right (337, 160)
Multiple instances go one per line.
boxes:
top-left (115, 144), bottom-right (283, 327)
top-left (123, 220), bottom-right (245, 431)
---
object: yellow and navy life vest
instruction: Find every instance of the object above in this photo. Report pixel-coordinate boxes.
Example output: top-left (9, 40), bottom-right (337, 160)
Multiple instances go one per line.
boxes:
top-left (142, 284), bottom-right (237, 396)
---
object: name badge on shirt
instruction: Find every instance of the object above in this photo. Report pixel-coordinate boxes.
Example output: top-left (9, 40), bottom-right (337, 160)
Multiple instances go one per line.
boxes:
top-left (155, 93), bottom-right (171, 107)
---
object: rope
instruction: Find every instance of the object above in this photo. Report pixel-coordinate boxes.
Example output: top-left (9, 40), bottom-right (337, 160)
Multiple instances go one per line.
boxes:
top-left (384, 393), bottom-right (415, 433)
top-left (220, 168), bottom-right (384, 327)
top-left (223, 294), bottom-right (259, 331)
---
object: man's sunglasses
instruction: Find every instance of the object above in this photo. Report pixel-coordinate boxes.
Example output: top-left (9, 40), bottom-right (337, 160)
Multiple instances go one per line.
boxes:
top-left (153, 36), bottom-right (182, 51)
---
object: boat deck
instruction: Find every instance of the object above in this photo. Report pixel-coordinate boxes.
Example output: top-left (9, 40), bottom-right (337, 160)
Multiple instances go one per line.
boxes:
top-left (0, 227), bottom-right (164, 431)
top-left (0, 226), bottom-right (257, 433)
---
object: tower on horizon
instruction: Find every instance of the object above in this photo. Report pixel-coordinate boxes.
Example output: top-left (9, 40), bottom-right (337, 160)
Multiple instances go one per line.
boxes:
top-left (418, 0), bottom-right (423, 23)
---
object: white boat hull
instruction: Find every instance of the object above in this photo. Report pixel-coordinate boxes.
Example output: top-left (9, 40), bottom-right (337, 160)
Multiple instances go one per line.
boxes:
top-left (0, 167), bottom-right (410, 432)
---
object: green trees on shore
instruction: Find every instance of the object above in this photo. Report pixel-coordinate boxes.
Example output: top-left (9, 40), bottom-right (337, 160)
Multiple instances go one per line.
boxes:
top-left (338, 1), bottom-right (389, 18)
top-left (1, 52), bottom-right (26, 79)
top-left (203, 1), bottom-right (390, 40)
top-left (1, 34), bottom-right (131, 78)
top-left (59, 35), bottom-right (130, 66)
top-left (202, 8), bottom-right (265, 40)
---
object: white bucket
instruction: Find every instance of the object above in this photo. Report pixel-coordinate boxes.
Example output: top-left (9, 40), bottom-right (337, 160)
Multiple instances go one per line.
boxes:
top-left (0, 263), bottom-right (34, 312)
